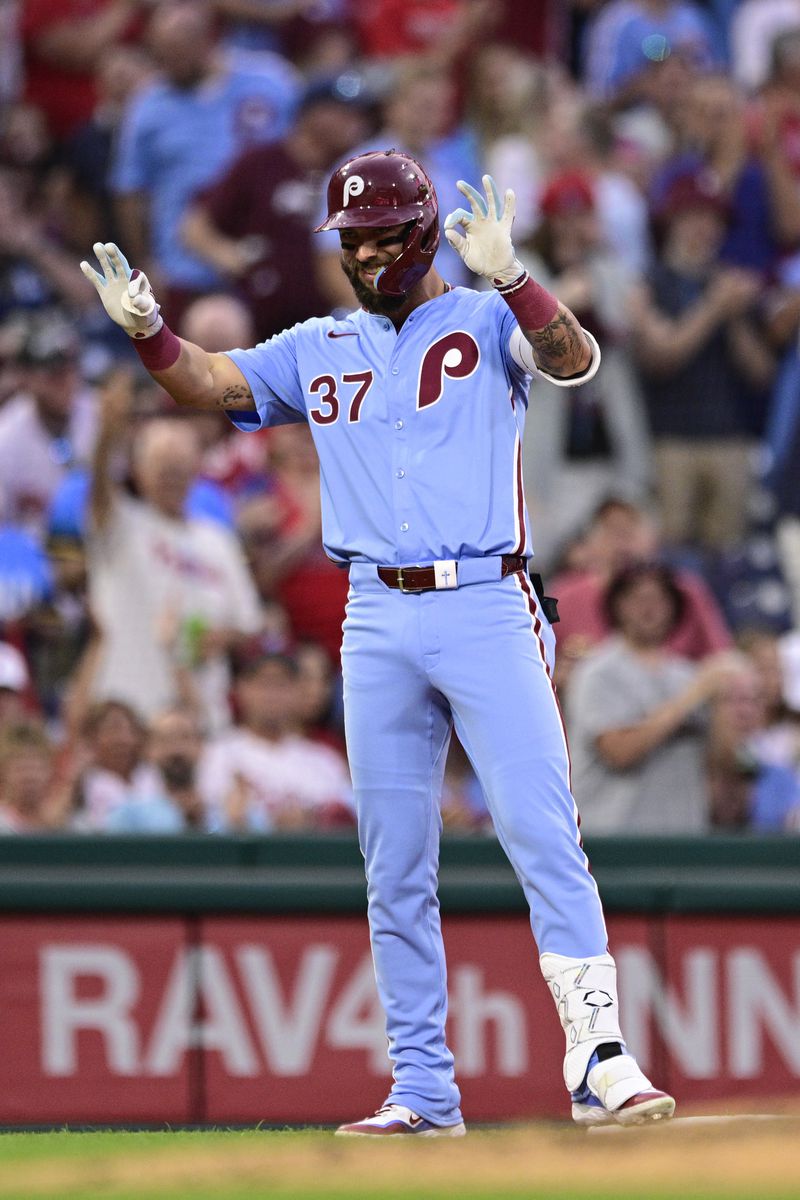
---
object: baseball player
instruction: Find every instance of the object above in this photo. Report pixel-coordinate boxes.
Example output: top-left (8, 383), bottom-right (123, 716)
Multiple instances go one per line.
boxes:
top-left (81, 150), bottom-right (676, 1135)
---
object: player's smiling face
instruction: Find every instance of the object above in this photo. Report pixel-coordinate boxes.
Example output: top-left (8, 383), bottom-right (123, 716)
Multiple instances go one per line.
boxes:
top-left (339, 223), bottom-right (409, 314)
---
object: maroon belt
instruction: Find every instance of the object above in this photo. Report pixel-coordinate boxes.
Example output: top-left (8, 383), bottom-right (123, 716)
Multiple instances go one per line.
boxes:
top-left (377, 555), bottom-right (527, 594)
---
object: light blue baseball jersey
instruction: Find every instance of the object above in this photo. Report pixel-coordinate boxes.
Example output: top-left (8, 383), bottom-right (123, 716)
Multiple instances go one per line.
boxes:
top-left (226, 287), bottom-right (568, 565)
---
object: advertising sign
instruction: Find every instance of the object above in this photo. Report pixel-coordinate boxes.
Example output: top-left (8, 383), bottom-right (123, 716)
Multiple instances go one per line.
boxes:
top-left (0, 913), bottom-right (796, 1124)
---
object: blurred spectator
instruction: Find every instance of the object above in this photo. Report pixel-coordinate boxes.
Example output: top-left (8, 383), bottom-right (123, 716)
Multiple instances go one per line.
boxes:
top-left (0, 309), bottom-right (96, 541)
top-left (651, 73), bottom-right (798, 273)
top-left (61, 42), bottom-right (155, 254)
top-left (521, 169), bottom-right (652, 571)
top-left (111, 0), bottom-right (301, 327)
top-left (21, 513), bottom-right (91, 725)
top-left (463, 42), bottom-right (553, 242)
top-left (198, 649), bottom-right (354, 830)
top-left (707, 657), bottom-right (800, 830)
top-left (705, 512), bottom-right (795, 635)
top-left (87, 371), bottom-right (263, 728)
top-left (737, 626), bottom-right (800, 774)
top-left (768, 304), bottom-right (800, 623)
top-left (20, 0), bottom-right (144, 141)
top-left (777, 629), bottom-right (800, 726)
top-left (259, 596), bottom-right (293, 649)
top-left (313, 59), bottom-right (482, 309)
top-left (582, 0), bottom-right (723, 104)
top-left (603, 46), bottom-right (692, 179)
top-left (749, 27), bottom-right (800, 256)
top-left (760, 257), bottom-right (800, 461)
top-left (756, 26), bottom-right (800, 165)
top-left (567, 561), bottom-right (739, 834)
top-left (730, 0), bottom-right (800, 93)
top-left (441, 733), bottom-right (489, 832)
top-left (549, 103), bottom-right (654, 277)
top-left (0, 718), bottom-right (62, 831)
top-left (0, 172), bottom-right (96, 321)
top-left (180, 290), bottom-right (255, 354)
top-left (107, 706), bottom-right (210, 830)
top-left (0, 524), bottom-right (52, 627)
top-left (68, 697), bottom-right (160, 829)
top-left (0, 99), bottom-right (60, 214)
top-left (354, 0), bottom-right (498, 67)
top-left (237, 422), bottom-right (349, 663)
top-left (297, 32), bottom-right (357, 82)
top-left (550, 497), bottom-right (733, 692)
top-left (214, 0), bottom-right (353, 63)
top-left (0, 0), bottom-right (21, 108)
top-left (294, 639), bottom-right (345, 752)
top-left (213, 0), bottom-right (324, 52)
top-left (177, 293), bottom-right (268, 511)
top-left (182, 73), bottom-right (374, 340)
top-left (43, 365), bottom-right (243, 554)
top-left (630, 171), bottom-right (774, 553)
top-left (0, 641), bottom-right (32, 731)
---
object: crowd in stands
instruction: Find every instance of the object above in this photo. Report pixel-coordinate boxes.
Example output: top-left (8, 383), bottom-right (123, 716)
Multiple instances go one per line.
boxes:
top-left (2, 0), bottom-right (800, 836)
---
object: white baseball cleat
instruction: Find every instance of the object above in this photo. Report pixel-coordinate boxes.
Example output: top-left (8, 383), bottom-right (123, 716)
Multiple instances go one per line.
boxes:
top-left (335, 1103), bottom-right (467, 1137)
top-left (571, 1053), bottom-right (676, 1127)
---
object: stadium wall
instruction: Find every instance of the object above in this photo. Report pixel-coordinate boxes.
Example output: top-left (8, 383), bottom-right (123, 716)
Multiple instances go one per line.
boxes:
top-left (0, 835), bottom-right (797, 1125)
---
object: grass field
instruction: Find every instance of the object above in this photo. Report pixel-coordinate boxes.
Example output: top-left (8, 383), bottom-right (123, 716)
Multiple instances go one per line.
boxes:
top-left (2, 1114), bottom-right (800, 1200)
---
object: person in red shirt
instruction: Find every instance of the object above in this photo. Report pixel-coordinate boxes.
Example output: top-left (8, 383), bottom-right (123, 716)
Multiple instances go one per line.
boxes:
top-left (550, 496), bottom-right (733, 695)
top-left (21, 0), bottom-right (143, 141)
top-left (237, 422), bottom-right (349, 664)
top-left (355, 0), bottom-right (494, 62)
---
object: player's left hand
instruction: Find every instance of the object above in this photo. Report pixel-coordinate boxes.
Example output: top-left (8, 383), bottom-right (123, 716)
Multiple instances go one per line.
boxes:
top-left (444, 175), bottom-right (524, 287)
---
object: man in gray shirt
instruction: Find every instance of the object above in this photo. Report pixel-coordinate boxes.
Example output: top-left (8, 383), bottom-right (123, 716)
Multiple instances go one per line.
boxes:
top-left (567, 562), bottom-right (740, 834)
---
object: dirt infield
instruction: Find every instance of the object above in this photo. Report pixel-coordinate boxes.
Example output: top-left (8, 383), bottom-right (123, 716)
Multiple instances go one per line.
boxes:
top-left (1, 1108), bottom-right (799, 1200)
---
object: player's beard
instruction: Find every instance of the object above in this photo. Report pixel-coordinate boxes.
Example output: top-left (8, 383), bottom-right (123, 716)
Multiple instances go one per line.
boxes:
top-left (342, 260), bottom-right (407, 317)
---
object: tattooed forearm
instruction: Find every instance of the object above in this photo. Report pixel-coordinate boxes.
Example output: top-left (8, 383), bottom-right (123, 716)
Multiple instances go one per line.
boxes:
top-left (217, 385), bottom-right (252, 408)
top-left (527, 309), bottom-right (590, 377)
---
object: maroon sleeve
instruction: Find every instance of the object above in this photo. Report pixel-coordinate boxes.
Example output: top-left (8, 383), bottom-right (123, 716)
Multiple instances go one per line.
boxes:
top-left (196, 147), bottom-right (263, 237)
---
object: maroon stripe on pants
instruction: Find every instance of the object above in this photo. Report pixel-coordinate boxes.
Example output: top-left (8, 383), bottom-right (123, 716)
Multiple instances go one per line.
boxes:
top-left (517, 570), bottom-right (576, 798)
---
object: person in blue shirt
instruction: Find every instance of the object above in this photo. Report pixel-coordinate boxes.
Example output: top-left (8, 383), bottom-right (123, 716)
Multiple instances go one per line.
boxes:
top-left (0, 526), bottom-right (52, 625)
top-left (111, 0), bottom-right (300, 327)
top-left (81, 149), bottom-right (675, 1136)
top-left (707, 658), bottom-right (800, 831)
top-left (583, 0), bottom-right (723, 102)
top-left (107, 707), bottom-right (209, 832)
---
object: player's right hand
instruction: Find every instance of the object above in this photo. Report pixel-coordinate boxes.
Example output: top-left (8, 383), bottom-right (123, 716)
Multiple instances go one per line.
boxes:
top-left (80, 242), bottom-right (163, 339)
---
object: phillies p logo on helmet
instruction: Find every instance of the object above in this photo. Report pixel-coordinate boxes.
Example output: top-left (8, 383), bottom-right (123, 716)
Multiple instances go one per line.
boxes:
top-left (315, 149), bottom-right (440, 296)
top-left (343, 176), bottom-right (365, 207)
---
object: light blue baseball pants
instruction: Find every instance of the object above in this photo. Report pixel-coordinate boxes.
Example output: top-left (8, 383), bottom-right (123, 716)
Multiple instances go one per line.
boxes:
top-left (341, 563), bottom-right (608, 1126)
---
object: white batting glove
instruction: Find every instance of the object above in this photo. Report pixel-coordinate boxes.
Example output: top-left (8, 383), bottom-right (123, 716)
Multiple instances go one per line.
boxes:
top-left (79, 242), bottom-right (163, 339)
top-left (444, 175), bottom-right (524, 287)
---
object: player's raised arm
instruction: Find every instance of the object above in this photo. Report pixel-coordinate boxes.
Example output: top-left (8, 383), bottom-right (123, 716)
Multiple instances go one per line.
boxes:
top-left (444, 175), bottom-right (595, 381)
top-left (79, 242), bottom-right (256, 412)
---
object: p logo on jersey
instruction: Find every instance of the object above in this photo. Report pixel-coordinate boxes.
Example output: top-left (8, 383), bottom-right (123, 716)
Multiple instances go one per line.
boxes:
top-left (343, 176), bottom-right (365, 207)
top-left (418, 332), bottom-right (480, 409)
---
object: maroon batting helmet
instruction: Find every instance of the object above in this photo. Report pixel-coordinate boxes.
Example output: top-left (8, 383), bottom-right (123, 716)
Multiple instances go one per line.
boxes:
top-left (315, 149), bottom-right (440, 296)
